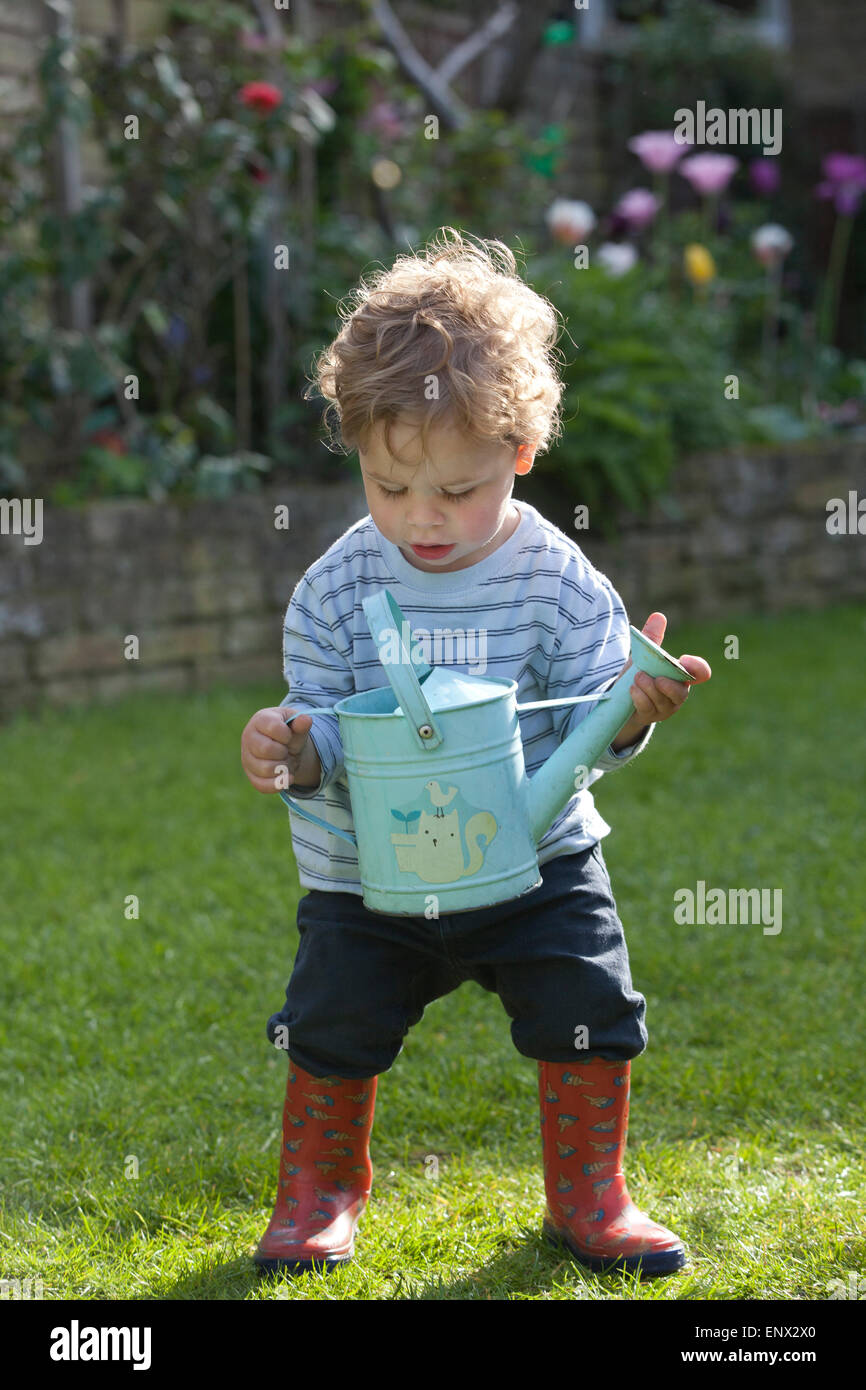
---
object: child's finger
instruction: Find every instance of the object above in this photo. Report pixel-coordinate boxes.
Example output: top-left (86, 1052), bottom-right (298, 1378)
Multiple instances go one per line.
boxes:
top-left (249, 730), bottom-right (295, 762)
top-left (655, 676), bottom-right (690, 703)
top-left (245, 752), bottom-right (291, 782)
top-left (282, 712), bottom-right (313, 751)
top-left (630, 682), bottom-right (657, 717)
top-left (632, 673), bottom-right (676, 718)
top-left (678, 655), bottom-right (711, 683)
top-left (259, 709), bottom-right (310, 748)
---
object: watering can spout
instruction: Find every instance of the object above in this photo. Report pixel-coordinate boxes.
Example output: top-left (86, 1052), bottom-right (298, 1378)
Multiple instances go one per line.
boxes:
top-left (526, 625), bottom-right (695, 844)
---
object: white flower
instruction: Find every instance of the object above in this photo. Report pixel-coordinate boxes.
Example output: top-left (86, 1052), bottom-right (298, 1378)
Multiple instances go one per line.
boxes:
top-left (596, 242), bottom-right (638, 277)
top-left (546, 199), bottom-right (597, 245)
top-left (750, 223), bottom-right (794, 268)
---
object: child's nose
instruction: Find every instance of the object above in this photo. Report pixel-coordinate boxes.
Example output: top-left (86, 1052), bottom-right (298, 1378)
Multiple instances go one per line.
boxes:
top-left (406, 497), bottom-right (446, 526)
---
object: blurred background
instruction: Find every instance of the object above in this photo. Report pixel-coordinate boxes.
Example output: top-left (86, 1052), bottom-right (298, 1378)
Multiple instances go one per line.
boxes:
top-left (1, 0), bottom-right (865, 714)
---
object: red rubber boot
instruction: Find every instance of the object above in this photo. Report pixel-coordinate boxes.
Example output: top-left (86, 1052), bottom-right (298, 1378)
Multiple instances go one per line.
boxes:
top-left (538, 1059), bottom-right (686, 1278)
top-left (254, 1061), bottom-right (377, 1276)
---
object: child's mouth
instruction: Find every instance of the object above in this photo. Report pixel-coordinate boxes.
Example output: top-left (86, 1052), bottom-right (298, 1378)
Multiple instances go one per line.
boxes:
top-left (410, 544), bottom-right (455, 559)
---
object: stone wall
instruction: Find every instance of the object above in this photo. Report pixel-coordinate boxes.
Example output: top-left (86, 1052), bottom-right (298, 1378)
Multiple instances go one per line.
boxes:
top-left (584, 440), bottom-right (866, 625)
top-left (0, 478), bottom-right (365, 720)
top-left (1, 441), bottom-right (863, 721)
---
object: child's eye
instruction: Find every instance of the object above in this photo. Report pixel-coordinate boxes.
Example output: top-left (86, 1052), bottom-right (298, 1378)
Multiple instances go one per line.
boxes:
top-left (376, 485), bottom-right (475, 502)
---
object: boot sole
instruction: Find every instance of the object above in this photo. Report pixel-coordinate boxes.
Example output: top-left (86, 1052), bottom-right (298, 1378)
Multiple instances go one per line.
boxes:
top-left (253, 1247), bottom-right (352, 1277)
top-left (543, 1218), bottom-right (686, 1279)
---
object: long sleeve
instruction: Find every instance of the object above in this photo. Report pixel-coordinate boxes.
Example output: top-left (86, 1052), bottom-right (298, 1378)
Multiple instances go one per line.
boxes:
top-left (279, 573), bottom-right (354, 798)
top-left (545, 571), bottom-right (655, 774)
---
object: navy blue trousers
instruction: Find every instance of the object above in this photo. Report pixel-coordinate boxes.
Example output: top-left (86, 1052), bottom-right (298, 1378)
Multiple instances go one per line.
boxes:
top-left (266, 843), bottom-right (647, 1079)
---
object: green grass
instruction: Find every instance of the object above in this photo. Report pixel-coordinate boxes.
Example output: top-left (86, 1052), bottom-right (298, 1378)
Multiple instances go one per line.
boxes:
top-left (1, 601), bottom-right (864, 1301)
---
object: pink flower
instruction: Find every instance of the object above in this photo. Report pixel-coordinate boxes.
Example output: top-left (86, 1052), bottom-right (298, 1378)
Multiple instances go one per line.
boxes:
top-left (749, 159), bottom-right (780, 197)
top-left (239, 82), bottom-right (282, 114)
top-left (361, 101), bottom-right (405, 141)
top-left (239, 30), bottom-right (270, 51)
top-left (613, 188), bottom-right (659, 231)
top-left (307, 77), bottom-right (338, 98)
top-left (817, 398), bottom-right (861, 424)
top-left (627, 131), bottom-right (688, 174)
top-left (679, 153), bottom-right (739, 196)
top-left (815, 152), bottom-right (866, 217)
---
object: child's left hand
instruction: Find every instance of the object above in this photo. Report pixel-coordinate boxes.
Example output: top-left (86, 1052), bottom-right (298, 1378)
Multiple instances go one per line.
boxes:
top-left (611, 612), bottom-right (712, 751)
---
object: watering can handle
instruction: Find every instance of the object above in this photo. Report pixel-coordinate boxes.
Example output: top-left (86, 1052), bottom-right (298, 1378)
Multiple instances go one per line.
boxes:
top-left (277, 710), bottom-right (358, 848)
top-left (515, 687), bottom-right (613, 714)
top-left (362, 590), bottom-right (444, 751)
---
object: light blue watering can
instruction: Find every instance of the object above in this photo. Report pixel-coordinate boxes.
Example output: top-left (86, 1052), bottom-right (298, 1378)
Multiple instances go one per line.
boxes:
top-left (279, 589), bottom-right (694, 916)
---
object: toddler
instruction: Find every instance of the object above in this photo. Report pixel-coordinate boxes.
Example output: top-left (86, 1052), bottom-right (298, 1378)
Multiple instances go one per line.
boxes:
top-left (240, 228), bottom-right (710, 1280)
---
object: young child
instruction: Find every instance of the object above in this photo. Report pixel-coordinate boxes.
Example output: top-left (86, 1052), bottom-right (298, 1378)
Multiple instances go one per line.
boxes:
top-left (240, 228), bottom-right (710, 1281)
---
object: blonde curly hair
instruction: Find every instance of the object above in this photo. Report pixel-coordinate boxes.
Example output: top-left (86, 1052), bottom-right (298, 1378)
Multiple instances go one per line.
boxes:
top-left (308, 227), bottom-right (564, 465)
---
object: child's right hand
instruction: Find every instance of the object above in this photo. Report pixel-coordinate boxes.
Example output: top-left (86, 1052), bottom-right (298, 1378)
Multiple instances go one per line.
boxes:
top-left (240, 707), bottom-right (321, 794)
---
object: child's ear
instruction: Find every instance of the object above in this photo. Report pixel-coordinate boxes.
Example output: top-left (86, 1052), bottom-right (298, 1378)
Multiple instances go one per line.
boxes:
top-left (515, 442), bottom-right (536, 475)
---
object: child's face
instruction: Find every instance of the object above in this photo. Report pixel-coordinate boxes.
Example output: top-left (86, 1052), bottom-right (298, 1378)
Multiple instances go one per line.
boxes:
top-left (359, 417), bottom-right (523, 573)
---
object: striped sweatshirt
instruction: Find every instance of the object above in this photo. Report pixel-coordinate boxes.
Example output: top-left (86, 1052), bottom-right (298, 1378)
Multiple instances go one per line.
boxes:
top-left (279, 498), bottom-right (655, 894)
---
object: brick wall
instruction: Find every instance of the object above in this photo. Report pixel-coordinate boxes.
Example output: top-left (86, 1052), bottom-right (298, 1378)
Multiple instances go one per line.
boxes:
top-left (1, 441), bottom-right (863, 721)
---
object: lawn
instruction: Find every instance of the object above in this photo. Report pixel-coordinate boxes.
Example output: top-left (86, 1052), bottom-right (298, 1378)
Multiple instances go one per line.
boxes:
top-left (1, 601), bottom-right (864, 1301)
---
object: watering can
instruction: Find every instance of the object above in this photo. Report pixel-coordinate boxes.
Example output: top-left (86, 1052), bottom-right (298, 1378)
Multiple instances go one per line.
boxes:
top-left (279, 588), bottom-right (694, 916)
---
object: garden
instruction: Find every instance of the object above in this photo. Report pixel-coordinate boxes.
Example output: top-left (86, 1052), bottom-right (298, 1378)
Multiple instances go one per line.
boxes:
top-left (1, 0), bottom-right (864, 531)
top-left (1, 0), bottom-right (864, 1322)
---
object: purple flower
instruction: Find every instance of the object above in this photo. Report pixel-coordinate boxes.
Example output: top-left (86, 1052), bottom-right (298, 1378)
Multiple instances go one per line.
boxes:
top-left (361, 101), bottom-right (405, 142)
top-left (628, 131), bottom-right (688, 174)
top-left (815, 152), bottom-right (866, 216)
top-left (307, 77), bottom-right (338, 98)
top-left (166, 314), bottom-right (187, 349)
top-left (817, 398), bottom-right (861, 424)
top-left (239, 30), bottom-right (269, 50)
top-left (679, 153), bottom-right (739, 196)
top-left (606, 212), bottom-right (630, 240)
top-left (613, 187), bottom-right (659, 231)
top-left (749, 158), bottom-right (780, 197)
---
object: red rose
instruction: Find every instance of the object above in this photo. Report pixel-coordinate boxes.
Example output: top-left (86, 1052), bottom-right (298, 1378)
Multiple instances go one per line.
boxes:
top-left (244, 157), bottom-right (271, 183)
top-left (239, 82), bottom-right (281, 113)
top-left (89, 429), bottom-right (127, 455)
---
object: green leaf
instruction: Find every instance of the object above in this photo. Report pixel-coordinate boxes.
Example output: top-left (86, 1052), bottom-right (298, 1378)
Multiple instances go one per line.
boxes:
top-left (141, 301), bottom-right (170, 338)
top-left (153, 193), bottom-right (185, 228)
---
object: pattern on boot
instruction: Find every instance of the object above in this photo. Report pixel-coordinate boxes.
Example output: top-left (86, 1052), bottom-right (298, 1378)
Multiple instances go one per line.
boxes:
top-left (254, 1063), bottom-right (377, 1275)
top-left (538, 1059), bottom-right (686, 1277)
